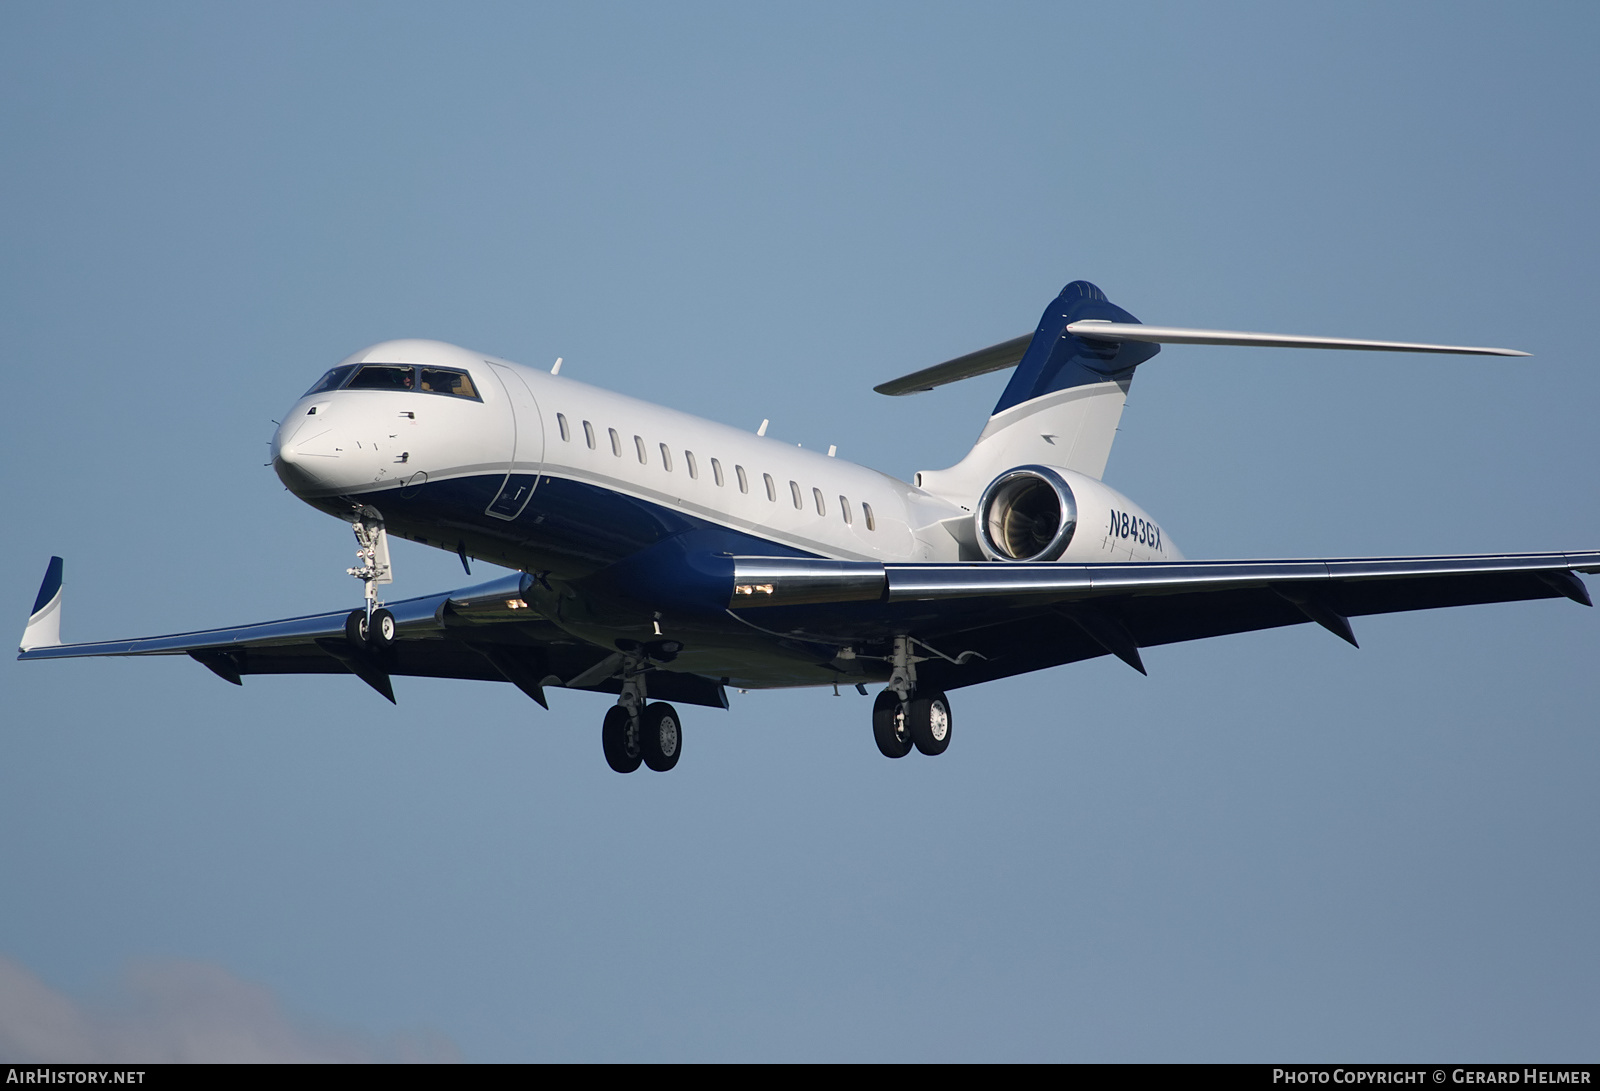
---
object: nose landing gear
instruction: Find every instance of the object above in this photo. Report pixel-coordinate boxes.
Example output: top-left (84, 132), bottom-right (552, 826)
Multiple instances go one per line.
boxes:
top-left (345, 514), bottom-right (393, 644)
top-left (344, 606), bottom-right (396, 650)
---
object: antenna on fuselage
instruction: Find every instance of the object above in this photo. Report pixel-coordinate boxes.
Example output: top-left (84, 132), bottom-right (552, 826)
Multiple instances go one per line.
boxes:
top-left (550, 357), bottom-right (563, 376)
top-left (757, 419), bottom-right (769, 437)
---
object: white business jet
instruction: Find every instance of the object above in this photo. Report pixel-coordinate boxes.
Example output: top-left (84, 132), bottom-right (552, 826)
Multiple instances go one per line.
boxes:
top-left (19, 281), bottom-right (1599, 773)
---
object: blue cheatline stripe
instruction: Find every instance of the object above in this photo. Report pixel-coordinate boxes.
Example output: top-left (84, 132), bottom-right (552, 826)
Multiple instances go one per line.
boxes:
top-left (363, 471), bottom-right (833, 570)
top-left (31, 557), bottom-right (63, 617)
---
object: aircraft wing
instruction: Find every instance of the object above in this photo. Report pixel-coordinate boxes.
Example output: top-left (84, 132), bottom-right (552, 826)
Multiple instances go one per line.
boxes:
top-left (726, 551), bottom-right (1600, 686)
top-left (16, 564), bottom-right (730, 710)
top-left (21, 551), bottom-right (1598, 703)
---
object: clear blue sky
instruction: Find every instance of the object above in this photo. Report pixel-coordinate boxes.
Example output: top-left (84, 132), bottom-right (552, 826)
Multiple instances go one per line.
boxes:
top-left (2, 1), bottom-right (1597, 1061)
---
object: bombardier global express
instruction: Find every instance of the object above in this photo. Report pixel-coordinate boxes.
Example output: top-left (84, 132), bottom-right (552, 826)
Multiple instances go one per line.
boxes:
top-left (20, 281), bottom-right (1599, 773)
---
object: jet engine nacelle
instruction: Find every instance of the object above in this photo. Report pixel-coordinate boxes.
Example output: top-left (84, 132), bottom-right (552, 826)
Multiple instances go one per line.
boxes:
top-left (974, 465), bottom-right (1180, 562)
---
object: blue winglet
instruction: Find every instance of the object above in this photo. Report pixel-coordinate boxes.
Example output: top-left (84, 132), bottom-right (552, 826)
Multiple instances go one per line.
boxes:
top-left (20, 556), bottom-right (65, 653)
top-left (32, 557), bottom-right (63, 617)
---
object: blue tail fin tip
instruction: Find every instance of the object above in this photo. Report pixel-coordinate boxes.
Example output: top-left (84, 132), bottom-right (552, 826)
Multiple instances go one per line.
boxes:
top-left (993, 281), bottom-right (1158, 415)
top-left (32, 557), bottom-right (63, 616)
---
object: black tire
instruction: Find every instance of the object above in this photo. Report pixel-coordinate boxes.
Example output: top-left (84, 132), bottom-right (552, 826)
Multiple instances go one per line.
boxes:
top-left (640, 702), bottom-right (682, 772)
top-left (909, 690), bottom-right (953, 756)
top-left (602, 705), bottom-right (641, 774)
top-left (370, 608), bottom-right (397, 648)
top-left (344, 609), bottom-right (370, 650)
top-left (872, 689), bottom-right (913, 759)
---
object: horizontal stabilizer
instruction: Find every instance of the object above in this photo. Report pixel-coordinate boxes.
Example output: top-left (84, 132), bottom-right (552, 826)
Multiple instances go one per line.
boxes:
top-left (877, 312), bottom-right (1529, 399)
top-left (874, 334), bottom-right (1032, 396)
top-left (1065, 321), bottom-right (1530, 357)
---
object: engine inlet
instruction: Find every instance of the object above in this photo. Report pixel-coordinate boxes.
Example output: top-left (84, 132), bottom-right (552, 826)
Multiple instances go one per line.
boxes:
top-left (976, 466), bottom-right (1077, 561)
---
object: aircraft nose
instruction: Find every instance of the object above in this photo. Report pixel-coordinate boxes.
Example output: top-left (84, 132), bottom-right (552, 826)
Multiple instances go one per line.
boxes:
top-left (271, 412), bottom-right (337, 494)
top-left (270, 404), bottom-right (392, 495)
top-left (272, 445), bottom-right (324, 494)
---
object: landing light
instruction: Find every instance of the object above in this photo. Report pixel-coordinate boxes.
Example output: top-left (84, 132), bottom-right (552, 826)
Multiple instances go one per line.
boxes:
top-left (734, 584), bottom-right (775, 596)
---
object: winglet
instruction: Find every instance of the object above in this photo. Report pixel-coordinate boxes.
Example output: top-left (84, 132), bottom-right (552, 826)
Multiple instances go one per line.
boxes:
top-left (19, 557), bottom-right (64, 653)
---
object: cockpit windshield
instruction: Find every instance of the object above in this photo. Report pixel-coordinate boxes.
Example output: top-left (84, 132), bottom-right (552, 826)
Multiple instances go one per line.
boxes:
top-left (305, 363), bottom-right (481, 401)
top-left (347, 365), bottom-right (416, 391)
top-left (419, 368), bottom-right (478, 398)
top-left (303, 365), bottom-right (356, 397)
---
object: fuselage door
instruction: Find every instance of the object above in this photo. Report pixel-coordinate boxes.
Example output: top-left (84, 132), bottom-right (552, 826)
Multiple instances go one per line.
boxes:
top-left (485, 363), bottom-right (544, 520)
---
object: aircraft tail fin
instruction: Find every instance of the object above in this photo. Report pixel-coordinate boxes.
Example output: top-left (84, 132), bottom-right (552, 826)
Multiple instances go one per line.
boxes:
top-left (913, 281), bottom-right (1155, 500)
top-left (20, 557), bottom-right (64, 653)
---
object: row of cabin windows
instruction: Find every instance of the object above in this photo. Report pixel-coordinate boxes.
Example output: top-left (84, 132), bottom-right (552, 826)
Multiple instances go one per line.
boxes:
top-left (555, 412), bottom-right (876, 531)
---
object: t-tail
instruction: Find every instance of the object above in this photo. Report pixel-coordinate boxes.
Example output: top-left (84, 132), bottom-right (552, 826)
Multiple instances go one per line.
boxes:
top-left (902, 281), bottom-right (1156, 502)
top-left (879, 279), bottom-right (1530, 509)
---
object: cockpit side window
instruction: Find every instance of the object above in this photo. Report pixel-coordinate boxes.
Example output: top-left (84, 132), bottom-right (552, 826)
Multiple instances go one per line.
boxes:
top-left (347, 365), bottom-right (417, 391)
top-left (419, 367), bottom-right (479, 399)
top-left (304, 365), bottom-right (356, 397)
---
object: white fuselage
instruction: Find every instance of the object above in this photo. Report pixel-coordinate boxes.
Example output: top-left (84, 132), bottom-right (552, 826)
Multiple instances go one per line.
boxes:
top-left (271, 339), bottom-right (1178, 577)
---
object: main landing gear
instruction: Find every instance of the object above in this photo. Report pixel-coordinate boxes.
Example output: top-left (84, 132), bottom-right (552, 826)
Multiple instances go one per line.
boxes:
top-left (600, 655), bottom-right (682, 774)
top-left (871, 634), bottom-right (954, 759)
top-left (602, 702), bottom-right (682, 774)
top-left (872, 688), bottom-right (953, 758)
